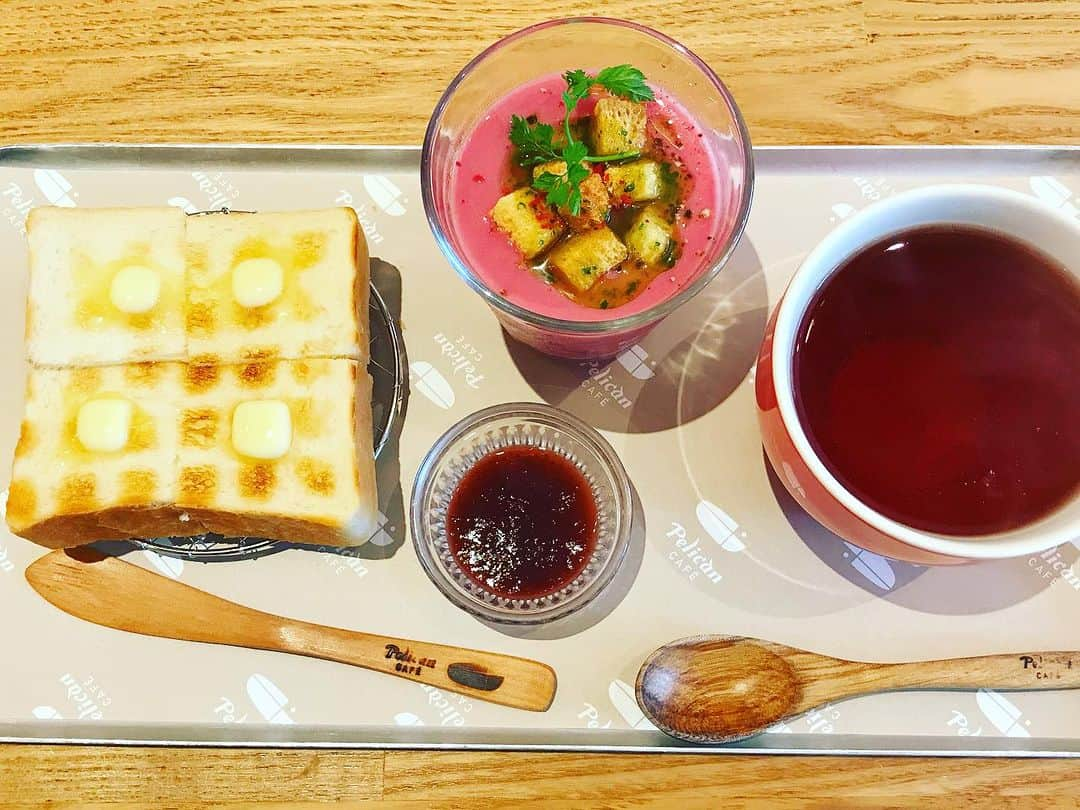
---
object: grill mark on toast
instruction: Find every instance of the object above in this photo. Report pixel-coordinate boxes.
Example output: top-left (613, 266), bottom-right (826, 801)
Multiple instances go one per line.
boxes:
top-left (186, 243), bottom-right (209, 277)
top-left (58, 473), bottom-right (97, 514)
top-left (296, 457), bottom-right (335, 496)
top-left (292, 360), bottom-right (315, 383)
top-left (290, 397), bottom-right (320, 438)
top-left (293, 230), bottom-right (327, 269)
top-left (185, 299), bottom-right (216, 336)
top-left (179, 466), bottom-right (217, 505)
top-left (125, 362), bottom-right (164, 387)
top-left (237, 304), bottom-right (274, 330)
top-left (120, 469), bottom-right (158, 505)
top-left (6, 480), bottom-right (37, 526)
top-left (129, 408), bottom-right (157, 452)
top-left (185, 358), bottom-right (220, 393)
top-left (69, 367), bottom-right (102, 394)
top-left (239, 463), bottom-right (276, 500)
top-left (181, 408), bottom-right (219, 448)
top-left (233, 236), bottom-right (268, 265)
top-left (186, 242), bottom-right (214, 337)
top-left (236, 360), bottom-right (276, 387)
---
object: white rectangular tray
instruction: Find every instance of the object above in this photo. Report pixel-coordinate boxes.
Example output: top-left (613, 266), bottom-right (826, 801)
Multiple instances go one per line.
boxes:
top-left (0, 144), bottom-right (1077, 755)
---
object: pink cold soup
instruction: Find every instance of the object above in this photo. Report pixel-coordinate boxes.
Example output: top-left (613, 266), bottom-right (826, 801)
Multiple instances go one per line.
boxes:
top-left (448, 73), bottom-right (728, 324)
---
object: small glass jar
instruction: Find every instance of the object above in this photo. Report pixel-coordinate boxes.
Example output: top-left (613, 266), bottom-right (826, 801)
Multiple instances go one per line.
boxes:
top-left (421, 17), bottom-right (754, 360)
top-left (411, 403), bottom-right (633, 625)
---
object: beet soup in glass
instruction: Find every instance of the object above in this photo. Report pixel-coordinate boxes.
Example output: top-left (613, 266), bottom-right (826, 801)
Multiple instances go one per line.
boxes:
top-left (422, 17), bottom-right (753, 359)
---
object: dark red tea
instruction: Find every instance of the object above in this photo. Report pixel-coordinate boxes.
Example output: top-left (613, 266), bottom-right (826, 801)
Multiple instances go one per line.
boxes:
top-left (446, 445), bottom-right (598, 599)
top-left (793, 225), bottom-right (1080, 536)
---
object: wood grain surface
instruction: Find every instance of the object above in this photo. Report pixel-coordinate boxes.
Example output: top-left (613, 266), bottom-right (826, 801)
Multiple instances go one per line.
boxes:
top-left (0, 0), bottom-right (1078, 806)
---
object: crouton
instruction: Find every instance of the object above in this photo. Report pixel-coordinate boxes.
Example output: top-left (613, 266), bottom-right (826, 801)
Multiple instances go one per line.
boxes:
top-left (625, 205), bottom-right (675, 266)
top-left (532, 163), bottom-right (611, 231)
top-left (533, 160), bottom-right (569, 179)
top-left (604, 159), bottom-right (664, 203)
top-left (547, 226), bottom-right (628, 293)
top-left (567, 173), bottom-right (611, 232)
top-left (590, 98), bottom-right (647, 156)
top-left (490, 188), bottom-right (565, 259)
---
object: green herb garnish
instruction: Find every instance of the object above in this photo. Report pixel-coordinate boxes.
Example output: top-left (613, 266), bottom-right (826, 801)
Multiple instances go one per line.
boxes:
top-left (594, 64), bottom-right (656, 102)
top-left (509, 115), bottom-right (561, 166)
top-left (509, 65), bottom-right (655, 215)
top-left (532, 141), bottom-right (590, 213)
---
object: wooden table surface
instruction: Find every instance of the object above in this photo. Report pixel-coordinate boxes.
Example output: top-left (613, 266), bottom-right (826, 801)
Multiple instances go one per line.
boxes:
top-left (0, 1), bottom-right (1077, 806)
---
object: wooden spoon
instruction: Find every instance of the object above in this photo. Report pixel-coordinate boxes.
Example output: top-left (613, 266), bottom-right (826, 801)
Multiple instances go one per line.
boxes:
top-left (637, 634), bottom-right (1079, 743)
top-left (26, 548), bottom-right (556, 712)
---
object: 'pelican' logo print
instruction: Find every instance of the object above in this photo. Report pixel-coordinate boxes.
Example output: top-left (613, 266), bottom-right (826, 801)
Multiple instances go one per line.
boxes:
top-left (615, 345), bottom-right (655, 380)
top-left (976, 689), bottom-right (1030, 738)
top-left (841, 542), bottom-right (896, 591)
top-left (34, 169), bottom-right (76, 207)
top-left (246, 674), bottom-right (295, 724)
top-left (696, 501), bottom-right (747, 553)
top-left (608, 679), bottom-right (657, 730)
top-left (363, 175), bottom-right (408, 216)
top-left (1030, 177), bottom-right (1077, 218)
top-left (410, 361), bottom-right (455, 410)
top-left (167, 196), bottom-right (199, 214)
top-left (830, 202), bottom-right (856, 222)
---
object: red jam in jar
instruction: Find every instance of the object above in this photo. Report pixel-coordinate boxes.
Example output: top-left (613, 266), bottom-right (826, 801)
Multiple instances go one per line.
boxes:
top-left (445, 445), bottom-right (598, 600)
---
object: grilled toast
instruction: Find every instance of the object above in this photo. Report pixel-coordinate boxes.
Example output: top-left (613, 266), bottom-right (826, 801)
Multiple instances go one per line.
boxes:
top-left (186, 208), bottom-right (369, 364)
top-left (8, 206), bottom-right (378, 549)
top-left (26, 207), bottom-right (187, 367)
top-left (176, 358), bottom-right (378, 547)
top-left (7, 362), bottom-right (189, 547)
top-left (6, 359), bottom-right (378, 548)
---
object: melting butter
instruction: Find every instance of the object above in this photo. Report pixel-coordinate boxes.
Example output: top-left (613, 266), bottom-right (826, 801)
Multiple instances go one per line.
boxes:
top-left (76, 397), bottom-right (134, 453)
top-left (231, 400), bottom-right (292, 459)
top-left (232, 257), bottom-right (285, 309)
top-left (109, 264), bottom-right (161, 314)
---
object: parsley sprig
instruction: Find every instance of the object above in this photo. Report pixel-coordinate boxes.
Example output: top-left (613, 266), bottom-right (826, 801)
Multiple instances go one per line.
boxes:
top-left (509, 65), bottom-right (654, 215)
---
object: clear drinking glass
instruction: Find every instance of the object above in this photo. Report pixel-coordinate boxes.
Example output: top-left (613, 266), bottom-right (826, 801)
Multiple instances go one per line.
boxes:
top-left (422, 17), bottom-right (754, 359)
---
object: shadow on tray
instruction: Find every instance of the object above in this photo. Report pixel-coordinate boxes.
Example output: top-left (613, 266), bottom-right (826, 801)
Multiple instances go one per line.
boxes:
top-left (765, 455), bottom-right (1076, 615)
top-left (505, 237), bottom-right (769, 434)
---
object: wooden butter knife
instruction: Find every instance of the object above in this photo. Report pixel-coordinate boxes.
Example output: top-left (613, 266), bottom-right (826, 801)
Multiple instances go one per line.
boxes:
top-left (26, 548), bottom-right (557, 712)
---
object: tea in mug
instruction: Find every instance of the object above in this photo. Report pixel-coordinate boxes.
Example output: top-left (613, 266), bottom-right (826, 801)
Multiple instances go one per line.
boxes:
top-left (794, 225), bottom-right (1080, 536)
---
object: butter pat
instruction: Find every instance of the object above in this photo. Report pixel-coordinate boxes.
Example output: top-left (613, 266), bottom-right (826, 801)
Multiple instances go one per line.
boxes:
top-left (76, 397), bottom-right (134, 453)
top-left (109, 265), bottom-right (161, 314)
top-left (232, 400), bottom-right (292, 459)
top-left (232, 257), bottom-right (284, 309)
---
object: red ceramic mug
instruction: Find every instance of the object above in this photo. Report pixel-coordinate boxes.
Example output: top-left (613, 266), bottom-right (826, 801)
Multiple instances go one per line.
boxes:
top-left (756, 185), bottom-right (1080, 565)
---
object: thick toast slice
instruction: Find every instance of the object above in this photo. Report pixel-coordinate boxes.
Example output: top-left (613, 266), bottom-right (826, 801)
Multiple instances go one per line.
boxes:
top-left (6, 359), bottom-right (378, 548)
top-left (26, 207), bottom-right (186, 366)
top-left (6, 362), bottom-right (188, 547)
top-left (185, 208), bottom-right (369, 365)
top-left (176, 358), bottom-right (377, 546)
